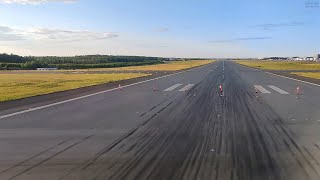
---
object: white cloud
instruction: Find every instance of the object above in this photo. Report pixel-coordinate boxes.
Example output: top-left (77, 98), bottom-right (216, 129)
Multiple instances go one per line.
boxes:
top-left (0, 25), bottom-right (118, 42)
top-left (0, 25), bottom-right (13, 32)
top-left (0, 25), bottom-right (257, 58)
top-left (252, 22), bottom-right (305, 30)
top-left (154, 27), bottom-right (169, 32)
top-left (0, 25), bottom-right (25, 41)
top-left (27, 28), bottom-right (118, 41)
top-left (0, 0), bottom-right (76, 4)
top-left (209, 37), bottom-right (272, 43)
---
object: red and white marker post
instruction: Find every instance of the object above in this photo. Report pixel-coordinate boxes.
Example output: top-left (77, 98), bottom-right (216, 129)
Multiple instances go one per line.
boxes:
top-left (296, 86), bottom-right (300, 98)
top-left (219, 84), bottom-right (223, 96)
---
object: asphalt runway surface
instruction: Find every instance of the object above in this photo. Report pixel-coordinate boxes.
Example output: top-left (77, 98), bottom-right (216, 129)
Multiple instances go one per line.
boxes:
top-left (1, 61), bottom-right (320, 180)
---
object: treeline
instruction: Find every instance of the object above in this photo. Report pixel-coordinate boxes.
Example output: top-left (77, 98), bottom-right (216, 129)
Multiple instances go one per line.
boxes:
top-left (0, 53), bottom-right (167, 70)
top-left (0, 53), bottom-right (32, 63)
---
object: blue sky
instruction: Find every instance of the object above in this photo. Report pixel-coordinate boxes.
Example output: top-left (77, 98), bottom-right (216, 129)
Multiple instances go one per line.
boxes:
top-left (0, 0), bottom-right (319, 58)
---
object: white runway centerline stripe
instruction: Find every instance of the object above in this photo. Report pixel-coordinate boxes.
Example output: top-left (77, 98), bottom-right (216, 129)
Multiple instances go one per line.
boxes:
top-left (254, 85), bottom-right (271, 94)
top-left (268, 85), bottom-right (289, 94)
top-left (164, 84), bottom-right (183, 91)
top-left (179, 84), bottom-right (194, 91)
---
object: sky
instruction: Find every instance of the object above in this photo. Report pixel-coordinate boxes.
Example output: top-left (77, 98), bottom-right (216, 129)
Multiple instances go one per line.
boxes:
top-left (0, 0), bottom-right (319, 58)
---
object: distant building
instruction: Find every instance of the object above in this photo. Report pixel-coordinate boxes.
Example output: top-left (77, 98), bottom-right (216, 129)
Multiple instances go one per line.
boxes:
top-left (292, 57), bottom-right (300, 61)
top-left (262, 57), bottom-right (288, 61)
top-left (306, 57), bottom-right (315, 61)
top-left (37, 68), bottom-right (58, 71)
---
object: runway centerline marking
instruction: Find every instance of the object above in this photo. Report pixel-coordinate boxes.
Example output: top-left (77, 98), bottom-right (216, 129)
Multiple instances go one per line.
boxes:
top-left (0, 63), bottom-right (216, 120)
top-left (179, 84), bottom-right (194, 91)
top-left (268, 85), bottom-right (289, 94)
top-left (254, 85), bottom-right (271, 94)
top-left (164, 84), bottom-right (183, 91)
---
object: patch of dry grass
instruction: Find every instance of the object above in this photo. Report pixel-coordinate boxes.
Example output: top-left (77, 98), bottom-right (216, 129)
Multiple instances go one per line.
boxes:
top-left (291, 72), bottom-right (320, 80)
top-left (236, 60), bottom-right (320, 71)
top-left (87, 60), bottom-right (215, 71)
top-left (0, 73), bottom-right (149, 102)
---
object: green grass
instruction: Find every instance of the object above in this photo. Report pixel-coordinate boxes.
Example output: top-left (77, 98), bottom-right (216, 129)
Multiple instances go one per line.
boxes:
top-left (0, 73), bottom-right (149, 102)
top-left (236, 60), bottom-right (320, 71)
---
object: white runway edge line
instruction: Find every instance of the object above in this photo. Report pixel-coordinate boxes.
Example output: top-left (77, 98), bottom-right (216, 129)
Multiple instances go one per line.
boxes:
top-left (179, 84), bottom-right (194, 91)
top-left (236, 63), bottom-right (320, 87)
top-left (265, 72), bottom-right (320, 87)
top-left (0, 63), bottom-right (214, 120)
top-left (268, 85), bottom-right (289, 94)
top-left (254, 85), bottom-right (271, 94)
top-left (164, 84), bottom-right (183, 91)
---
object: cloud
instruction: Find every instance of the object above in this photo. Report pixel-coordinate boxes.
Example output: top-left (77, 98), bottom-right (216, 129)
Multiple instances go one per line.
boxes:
top-left (28, 28), bottom-right (119, 42)
top-left (0, 25), bottom-right (25, 41)
top-left (209, 37), bottom-right (272, 43)
top-left (154, 27), bottom-right (169, 32)
top-left (0, 33), bottom-right (25, 41)
top-left (0, 25), bottom-right (118, 42)
top-left (135, 43), bottom-right (168, 48)
top-left (252, 22), bottom-right (305, 30)
top-left (0, 0), bottom-right (76, 4)
top-left (0, 25), bottom-right (13, 32)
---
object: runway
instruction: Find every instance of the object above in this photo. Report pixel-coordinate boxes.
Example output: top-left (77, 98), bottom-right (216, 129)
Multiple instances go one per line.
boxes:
top-left (1, 61), bottom-right (320, 180)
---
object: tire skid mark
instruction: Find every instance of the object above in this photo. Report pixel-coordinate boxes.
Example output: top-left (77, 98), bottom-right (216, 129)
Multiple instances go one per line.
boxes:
top-left (62, 61), bottom-right (320, 180)
top-left (283, 138), bottom-right (311, 179)
top-left (81, 102), bottom-right (170, 170)
top-left (0, 137), bottom-right (72, 175)
top-left (8, 135), bottom-right (93, 180)
top-left (87, 128), bottom-right (158, 179)
top-left (279, 125), bottom-right (320, 177)
top-left (139, 95), bottom-right (173, 117)
top-left (107, 130), bottom-right (161, 179)
top-left (303, 146), bottom-right (320, 167)
top-left (60, 97), bottom-right (177, 179)
top-left (314, 144), bottom-right (320, 151)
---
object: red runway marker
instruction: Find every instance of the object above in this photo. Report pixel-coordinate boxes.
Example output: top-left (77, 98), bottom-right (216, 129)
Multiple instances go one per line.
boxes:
top-left (219, 84), bottom-right (223, 96)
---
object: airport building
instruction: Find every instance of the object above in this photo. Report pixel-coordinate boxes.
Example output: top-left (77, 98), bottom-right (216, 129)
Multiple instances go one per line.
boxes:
top-left (37, 68), bottom-right (58, 71)
top-left (306, 57), bottom-right (315, 61)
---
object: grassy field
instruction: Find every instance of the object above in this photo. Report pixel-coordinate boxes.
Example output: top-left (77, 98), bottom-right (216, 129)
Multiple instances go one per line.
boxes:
top-left (0, 73), bottom-right (149, 102)
top-left (236, 60), bottom-right (320, 71)
top-left (291, 72), bottom-right (320, 80)
top-left (87, 60), bottom-right (215, 71)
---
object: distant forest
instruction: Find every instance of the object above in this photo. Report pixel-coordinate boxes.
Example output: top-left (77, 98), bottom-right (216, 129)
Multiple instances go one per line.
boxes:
top-left (0, 53), bottom-right (167, 70)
